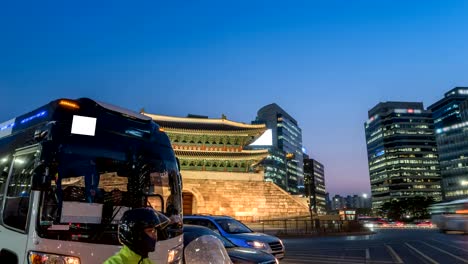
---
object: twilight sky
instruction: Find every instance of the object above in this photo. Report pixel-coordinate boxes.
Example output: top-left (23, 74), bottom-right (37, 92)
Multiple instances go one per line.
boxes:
top-left (2, 0), bottom-right (468, 197)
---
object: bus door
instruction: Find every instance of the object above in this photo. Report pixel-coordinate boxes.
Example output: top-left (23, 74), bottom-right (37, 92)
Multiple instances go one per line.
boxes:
top-left (0, 145), bottom-right (39, 264)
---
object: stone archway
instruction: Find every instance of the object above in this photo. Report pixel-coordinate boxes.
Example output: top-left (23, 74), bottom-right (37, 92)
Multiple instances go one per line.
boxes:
top-left (182, 192), bottom-right (193, 215)
top-left (181, 187), bottom-right (205, 215)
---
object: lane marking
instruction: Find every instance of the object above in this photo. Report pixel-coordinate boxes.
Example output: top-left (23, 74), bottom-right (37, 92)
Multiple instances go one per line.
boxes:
top-left (385, 244), bottom-right (403, 264)
top-left (405, 242), bottom-right (439, 264)
top-left (430, 238), bottom-right (468, 253)
top-left (420, 241), bottom-right (468, 263)
top-left (366, 248), bottom-right (370, 260)
top-left (283, 257), bottom-right (390, 264)
top-left (284, 253), bottom-right (364, 259)
top-left (282, 257), bottom-right (363, 264)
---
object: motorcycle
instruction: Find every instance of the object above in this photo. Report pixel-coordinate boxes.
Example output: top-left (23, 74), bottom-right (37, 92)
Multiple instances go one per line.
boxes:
top-left (184, 235), bottom-right (233, 264)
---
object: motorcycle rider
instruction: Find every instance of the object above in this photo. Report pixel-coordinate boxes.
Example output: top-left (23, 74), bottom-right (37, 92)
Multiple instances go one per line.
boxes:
top-left (104, 207), bottom-right (170, 264)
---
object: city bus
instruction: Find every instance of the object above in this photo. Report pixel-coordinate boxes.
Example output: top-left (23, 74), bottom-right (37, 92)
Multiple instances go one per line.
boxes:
top-left (0, 98), bottom-right (184, 263)
top-left (429, 198), bottom-right (468, 234)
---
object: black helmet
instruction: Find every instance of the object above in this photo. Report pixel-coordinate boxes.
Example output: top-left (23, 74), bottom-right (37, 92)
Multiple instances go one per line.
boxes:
top-left (118, 208), bottom-right (170, 257)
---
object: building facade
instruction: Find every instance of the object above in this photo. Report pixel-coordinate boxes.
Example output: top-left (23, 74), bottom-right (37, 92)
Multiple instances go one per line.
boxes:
top-left (364, 102), bottom-right (442, 210)
top-left (330, 195), bottom-right (346, 210)
top-left (303, 157), bottom-right (327, 215)
top-left (428, 87), bottom-right (468, 201)
top-left (248, 145), bottom-right (288, 190)
top-left (330, 194), bottom-right (371, 210)
top-left (255, 103), bottom-right (304, 194)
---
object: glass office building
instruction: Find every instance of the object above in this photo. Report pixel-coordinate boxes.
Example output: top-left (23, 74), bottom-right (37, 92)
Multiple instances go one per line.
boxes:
top-left (255, 103), bottom-right (304, 194)
top-left (365, 102), bottom-right (441, 210)
top-left (303, 157), bottom-right (327, 215)
top-left (428, 87), bottom-right (468, 201)
top-left (247, 145), bottom-right (288, 190)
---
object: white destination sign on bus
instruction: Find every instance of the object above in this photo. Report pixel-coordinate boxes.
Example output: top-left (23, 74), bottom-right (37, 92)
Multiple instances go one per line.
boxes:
top-left (71, 115), bottom-right (97, 136)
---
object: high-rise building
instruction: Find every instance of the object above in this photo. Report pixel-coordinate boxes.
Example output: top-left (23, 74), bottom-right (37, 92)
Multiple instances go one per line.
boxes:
top-left (330, 194), bottom-right (371, 210)
top-left (364, 102), bottom-right (442, 210)
top-left (345, 195), bottom-right (372, 209)
top-left (255, 103), bottom-right (304, 194)
top-left (428, 87), bottom-right (468, 201)
top-left (330, 195), bottom-right (346, 210)
top-left (303, 157), bottom-right (327, 215)
top-left (325, 193), bottom-right (331, 212)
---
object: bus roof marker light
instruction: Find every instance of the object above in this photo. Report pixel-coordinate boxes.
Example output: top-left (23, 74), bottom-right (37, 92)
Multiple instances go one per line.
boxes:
top-left (20, 111), bottom-right (47, 124)
top-left (59, 100), bottom-right (80, 109)
top-left (0, 122), bottom-right (15, 131)
top-left (0, 118), bottom-right (16, 139)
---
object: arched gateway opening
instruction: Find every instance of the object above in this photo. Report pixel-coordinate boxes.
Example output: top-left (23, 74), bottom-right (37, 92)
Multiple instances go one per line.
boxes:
top-left (182, 192), bottom-right (194, 215)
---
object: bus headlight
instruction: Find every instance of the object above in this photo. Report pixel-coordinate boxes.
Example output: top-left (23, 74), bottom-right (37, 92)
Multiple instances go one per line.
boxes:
top-left (29, 251), bottom-right (80, 264)
top-left (167, 244), bottom-right (184, 264)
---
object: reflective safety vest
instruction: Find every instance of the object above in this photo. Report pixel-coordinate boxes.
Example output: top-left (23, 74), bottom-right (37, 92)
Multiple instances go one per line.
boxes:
top-left (104, 245), bottom-right (154, 264)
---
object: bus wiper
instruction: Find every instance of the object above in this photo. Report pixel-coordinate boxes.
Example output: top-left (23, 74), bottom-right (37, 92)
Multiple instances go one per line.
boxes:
top-left (91, 206), bottom-right (126, 241)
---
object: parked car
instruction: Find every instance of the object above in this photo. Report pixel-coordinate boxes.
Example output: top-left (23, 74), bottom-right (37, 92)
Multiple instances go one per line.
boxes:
top-left (183, 224), bottom-right (279, 264)
top-left (183, 215), bottom-right (285, 259)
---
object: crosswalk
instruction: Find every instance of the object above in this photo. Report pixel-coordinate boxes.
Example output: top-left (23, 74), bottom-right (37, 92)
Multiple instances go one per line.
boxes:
top-left (281, 238), bottom-right (468, 264)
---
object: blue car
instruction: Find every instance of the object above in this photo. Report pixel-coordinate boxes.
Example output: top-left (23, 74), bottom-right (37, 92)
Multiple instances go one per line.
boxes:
top-left (183, 215), bottom-right (285, 260)
top-left (184, 225), bottom-right (278, 264)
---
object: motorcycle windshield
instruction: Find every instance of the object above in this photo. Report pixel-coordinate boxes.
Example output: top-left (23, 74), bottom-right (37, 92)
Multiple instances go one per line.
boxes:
top-left (184, 235), bottom-right (233, 264)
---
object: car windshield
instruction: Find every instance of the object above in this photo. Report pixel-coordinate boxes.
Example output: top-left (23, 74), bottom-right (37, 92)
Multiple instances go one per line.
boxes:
top-left (215, 218), bottom-right (253, 234)
top-left (184, 226), bottom-right (236, 248)
top-left (37, 143), bottom-right (180, 245)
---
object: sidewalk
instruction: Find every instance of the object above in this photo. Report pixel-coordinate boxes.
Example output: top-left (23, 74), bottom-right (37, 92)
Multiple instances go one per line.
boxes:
top-left (274, 230), bottom-right (376, 238)
top-left (246, 222), bottom-right (375, 237)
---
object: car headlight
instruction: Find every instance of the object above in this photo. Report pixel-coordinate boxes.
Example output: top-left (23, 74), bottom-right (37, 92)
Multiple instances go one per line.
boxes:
top-left (29, 251), bottom-right (80, 264)
top-left (167, 243), bottom-right (184, 264)
top-left (246, 240), bottom-right (269, 250)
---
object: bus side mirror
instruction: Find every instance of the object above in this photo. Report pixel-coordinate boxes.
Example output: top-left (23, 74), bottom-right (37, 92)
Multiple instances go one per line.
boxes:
top-left (31, 163), bottom-right (51, 190)
top-left (176, 157), bottom-right (181, 172)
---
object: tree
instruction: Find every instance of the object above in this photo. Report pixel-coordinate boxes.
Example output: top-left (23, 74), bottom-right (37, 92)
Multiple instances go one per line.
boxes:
top-left (378, 196), bottom-right (435, 221)
top-left (356, 207), bottom-right (372, 216)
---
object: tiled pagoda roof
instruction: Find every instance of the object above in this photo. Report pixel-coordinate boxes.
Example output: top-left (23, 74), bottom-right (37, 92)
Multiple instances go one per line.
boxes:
top-left (143, 113), bottom-right (266, 132)
top-left (174, 149), bottom-right (269, 160)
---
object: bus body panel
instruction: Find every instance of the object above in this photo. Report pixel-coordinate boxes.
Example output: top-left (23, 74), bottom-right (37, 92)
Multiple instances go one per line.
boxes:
top-left (0, 225), bottom-right (29, 264)
top-left (430, 198), bottom-right (468, 234)
top-left (21, 191), bottom-right (182, 263)
top-left (432, 214), bottom-right (468, 233)
top-left (23, 237), bottom-right (181, 264)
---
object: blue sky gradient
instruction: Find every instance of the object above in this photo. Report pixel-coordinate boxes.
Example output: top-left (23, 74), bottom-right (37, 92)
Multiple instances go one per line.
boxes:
top-left (2, 0), bottom-right (468, 196)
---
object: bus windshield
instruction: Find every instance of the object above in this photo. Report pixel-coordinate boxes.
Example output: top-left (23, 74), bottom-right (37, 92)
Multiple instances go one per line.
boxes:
top-left (37, 142), bottom-right (181, 245)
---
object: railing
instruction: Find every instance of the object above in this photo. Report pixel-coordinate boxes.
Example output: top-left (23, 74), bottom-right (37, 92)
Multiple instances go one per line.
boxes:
top-left (247, 218), bottom-right (367, 236)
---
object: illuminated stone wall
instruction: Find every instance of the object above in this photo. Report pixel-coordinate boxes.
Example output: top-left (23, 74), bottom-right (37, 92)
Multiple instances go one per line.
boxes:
top-left (182, 171), bottom-right (310, 221)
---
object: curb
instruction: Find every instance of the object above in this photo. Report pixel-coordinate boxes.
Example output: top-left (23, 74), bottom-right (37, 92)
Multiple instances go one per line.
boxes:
top-left (276, 231), bottom-right (376, 238)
